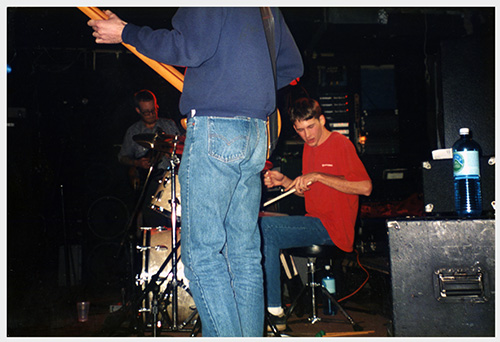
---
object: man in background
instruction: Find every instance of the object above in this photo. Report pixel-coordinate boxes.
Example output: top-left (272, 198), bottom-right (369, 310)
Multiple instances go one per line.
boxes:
top-left (118, 89), bottom-right (180, 227)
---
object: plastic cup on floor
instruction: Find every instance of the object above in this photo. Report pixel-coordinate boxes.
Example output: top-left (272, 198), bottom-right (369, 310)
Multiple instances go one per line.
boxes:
top-left (76, 301), bottom-right (90, 322)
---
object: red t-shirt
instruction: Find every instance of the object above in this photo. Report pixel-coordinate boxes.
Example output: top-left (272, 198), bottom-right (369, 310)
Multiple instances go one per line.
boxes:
top-left (302, 132), bottom-right (371, 252)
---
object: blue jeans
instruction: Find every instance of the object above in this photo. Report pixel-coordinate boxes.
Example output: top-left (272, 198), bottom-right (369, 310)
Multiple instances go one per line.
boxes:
top-left (179, 116), bottom-right (267, 337)
top-left (259, 215), bottom-right (334, 308)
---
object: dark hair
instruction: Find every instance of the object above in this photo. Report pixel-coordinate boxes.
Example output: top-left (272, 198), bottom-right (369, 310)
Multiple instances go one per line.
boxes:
top-left (134, 89), bottom-right (157, 108)
top-left (289, 97), bottom-right (322, 123)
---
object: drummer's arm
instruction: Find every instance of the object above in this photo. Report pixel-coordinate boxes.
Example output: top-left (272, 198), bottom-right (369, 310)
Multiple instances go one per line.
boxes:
top-left (119, 155), bottom-right (136, 167)
top-left (120, 155), bottom-right (151, 169)
top-left (120, 155), bottom-right (148, 191)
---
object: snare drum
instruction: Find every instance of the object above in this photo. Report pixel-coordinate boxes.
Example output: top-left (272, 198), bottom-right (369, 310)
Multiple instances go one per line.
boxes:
top-left (136, 227), bottom-right (195, 324)
top-left (150, 172), bottom-right (181, 218)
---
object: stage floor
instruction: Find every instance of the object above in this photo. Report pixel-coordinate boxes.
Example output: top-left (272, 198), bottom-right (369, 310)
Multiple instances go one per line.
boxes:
top-left (7, 253), bottom-right (392, 338)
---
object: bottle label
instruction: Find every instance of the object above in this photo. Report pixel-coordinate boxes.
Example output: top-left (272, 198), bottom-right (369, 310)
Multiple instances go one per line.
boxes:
top-left (322, 278), bottom-right (336, 294)
top-left (453, 151), bottom-right (480, 177)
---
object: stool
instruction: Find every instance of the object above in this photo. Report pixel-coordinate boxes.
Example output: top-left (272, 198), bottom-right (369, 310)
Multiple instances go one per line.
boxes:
top-left (284, 245), bottom-right (363, 331)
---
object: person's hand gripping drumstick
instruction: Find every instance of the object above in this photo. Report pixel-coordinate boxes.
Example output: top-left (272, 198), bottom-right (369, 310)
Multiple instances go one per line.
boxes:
top-left (263, 170), bottom-right (312, 207)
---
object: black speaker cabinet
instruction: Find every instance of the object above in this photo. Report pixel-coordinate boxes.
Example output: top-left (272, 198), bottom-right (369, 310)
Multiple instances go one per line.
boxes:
top-left (387, 218), bottom-right (495, 337)
top-left (422, 156), bottom-right (495, 215)
top-left (441, 36), bottom-right (495, 157)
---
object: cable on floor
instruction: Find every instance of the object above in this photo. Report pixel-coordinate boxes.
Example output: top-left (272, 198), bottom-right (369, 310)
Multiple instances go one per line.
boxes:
top-left (337, 249), bottom-right (370, 302)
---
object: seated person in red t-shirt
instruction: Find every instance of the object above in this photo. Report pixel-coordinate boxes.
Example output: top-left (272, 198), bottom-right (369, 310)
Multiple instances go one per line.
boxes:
top-left (260, 97), bottom-right (372, 330)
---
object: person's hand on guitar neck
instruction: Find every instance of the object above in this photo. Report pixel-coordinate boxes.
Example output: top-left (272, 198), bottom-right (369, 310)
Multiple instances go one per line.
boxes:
top-left (88, 10), bottom-right (127, 44)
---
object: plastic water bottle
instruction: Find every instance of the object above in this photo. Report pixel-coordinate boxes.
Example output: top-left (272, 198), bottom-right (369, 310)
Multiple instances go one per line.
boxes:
top-left (453, 128), bottom-right (482, 217)
top-left (321, 265), bottom-right (337, 315)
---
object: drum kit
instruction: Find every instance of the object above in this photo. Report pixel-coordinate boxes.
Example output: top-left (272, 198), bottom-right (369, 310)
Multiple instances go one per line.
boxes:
top-left (124, 131), bottom-right (199, 336)
top-left (110, 131), bottom-right (291, 336)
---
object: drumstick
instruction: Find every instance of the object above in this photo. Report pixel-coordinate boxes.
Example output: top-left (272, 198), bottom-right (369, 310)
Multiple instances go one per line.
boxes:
top-left (263, 188), bottom-right (296, 207)
top-left (263, 181), bottom-right (311, 207)
top-left (323, 330), bottom-right (375, 337)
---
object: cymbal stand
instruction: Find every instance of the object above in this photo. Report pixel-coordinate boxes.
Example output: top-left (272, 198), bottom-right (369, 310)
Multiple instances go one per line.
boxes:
top-left (122, 149), bottom-right (163, 240)
top-left (99, 237), bottom-right (175, 337)
top-left (164, 135), bottom-right (199, 332)
top-left (168, 140), bottom-right (181, 330)
top-left (146, 135), bottom-right (198, 334)
top-left (100, 138), bottom-right (198, 336)
top-left (120, 150), bottom-right (163, 305)
top-left (134, 243), bottom-right (177, 336)
top-left (136, 241), bottom-right (198, 335)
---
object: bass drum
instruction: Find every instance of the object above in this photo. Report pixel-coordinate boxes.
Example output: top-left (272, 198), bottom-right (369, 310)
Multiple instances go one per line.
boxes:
top-left (136, 227), bottom-right (196, 326)
top-left (150, 172), bottom-right (181, 218)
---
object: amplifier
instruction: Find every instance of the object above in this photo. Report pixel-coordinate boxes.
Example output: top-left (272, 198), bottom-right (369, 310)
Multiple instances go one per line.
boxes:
top-left (387, 218), bottom-right (495, 337)
top-left (422, 156), bottom-right (495, 215)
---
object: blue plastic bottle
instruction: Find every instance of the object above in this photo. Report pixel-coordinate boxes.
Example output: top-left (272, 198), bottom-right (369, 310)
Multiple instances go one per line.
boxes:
top-left (321, 265), bottom-right (337, 315)
top-left (452, 128), bottom-right (482, 217)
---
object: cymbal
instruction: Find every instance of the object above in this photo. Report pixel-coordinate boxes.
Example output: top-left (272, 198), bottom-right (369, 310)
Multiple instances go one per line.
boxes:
top-left (133, 133), bottom-right (185, 154)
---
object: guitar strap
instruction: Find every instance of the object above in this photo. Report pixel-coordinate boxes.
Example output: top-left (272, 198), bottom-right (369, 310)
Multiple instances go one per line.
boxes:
top-left (260, 7), bottom-right (279, 159)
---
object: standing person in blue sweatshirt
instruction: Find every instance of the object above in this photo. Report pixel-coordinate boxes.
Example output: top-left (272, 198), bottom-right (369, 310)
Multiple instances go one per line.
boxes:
top-left (88, 7), bottom-right (303, 337)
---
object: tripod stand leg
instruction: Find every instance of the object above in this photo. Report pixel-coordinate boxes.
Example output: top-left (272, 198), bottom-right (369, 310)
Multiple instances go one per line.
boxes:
top-left (321, 287), bottom-right (363, 331)
top-left (177, 284), bottom-right (198, 330)
top-left (190, 316), bottom-right (202, 337)
top-left (179, 307), bottom-right (198, 329)
top-left (151, 296), bottom-right (159, 337)
top-left (265, 311), bottom-right (282, 336)
top-left (285, 284), bottom-right (307, 320)
top-left (152, 277), bottom-right (198, 333)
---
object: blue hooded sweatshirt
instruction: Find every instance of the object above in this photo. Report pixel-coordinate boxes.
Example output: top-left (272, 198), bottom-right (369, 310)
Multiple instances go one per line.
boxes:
top-left (122, 7), bottom-right (303, 120)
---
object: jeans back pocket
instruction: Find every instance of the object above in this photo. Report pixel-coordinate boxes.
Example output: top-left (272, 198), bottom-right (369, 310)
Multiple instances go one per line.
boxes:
top-left (208, 117), bottom-right (250, 163)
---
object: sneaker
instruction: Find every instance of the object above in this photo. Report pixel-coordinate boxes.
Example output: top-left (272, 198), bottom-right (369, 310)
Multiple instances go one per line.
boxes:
top-left (267, 312), bottom-right (287, 331)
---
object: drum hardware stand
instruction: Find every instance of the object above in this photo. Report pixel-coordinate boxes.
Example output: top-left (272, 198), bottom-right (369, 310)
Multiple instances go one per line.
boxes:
top-left (132, 135), bottom-right (199, 336)
top-left (98, 133), bottom-right (199, 337)
top-left (101, 240), bottom-right (193, 336)
top-left (98, 146), bottom-right (166, 336)
top-left (134, 241), bottom-right (199, 335)
top-left (97, 242), bottom-right (175, 337)
top-left (119, 149), bottom-right (164, 308)
top-left (106, 244), bottom-right (176, 336)
top-left (160, 135), bottom-right (200, 334)
top-left (138, 245), bottom-right (177, 336)
top-left (156, 262), bottom-right (199, 333)
top-left (98, 134), bottom-right (197, 337)
top-left (122, 150), bottom-right (164, 243)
